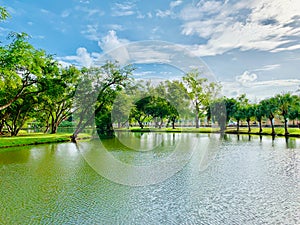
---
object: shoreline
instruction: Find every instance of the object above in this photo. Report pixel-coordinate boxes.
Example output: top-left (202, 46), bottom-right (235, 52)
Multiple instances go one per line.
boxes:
top-left (0, 133), bottom-right (91, 151)
top-left (1, 127), bottom-right (299, 150)
top-left (116, 127), bottom-right (300, 138)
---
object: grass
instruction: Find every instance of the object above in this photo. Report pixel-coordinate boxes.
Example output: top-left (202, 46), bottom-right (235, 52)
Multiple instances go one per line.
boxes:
top-left (116, 126), bottom-right (300, 137)
top-left (0, 133), bottom-right (91, 149)
top-left (1, 126), bottom-right (299, 150)
top-left (225, 127), bottom-right (300, 137)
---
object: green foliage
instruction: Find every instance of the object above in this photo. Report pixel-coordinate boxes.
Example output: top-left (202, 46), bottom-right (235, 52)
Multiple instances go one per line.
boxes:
top-left (183, 69), bottom-right (220, 128)
top-left (0, 6), bottom-right (10, 21)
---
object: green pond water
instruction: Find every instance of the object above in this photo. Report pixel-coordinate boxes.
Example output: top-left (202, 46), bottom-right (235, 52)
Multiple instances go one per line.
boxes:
top-left (0, 132), bottom-right (299, 224)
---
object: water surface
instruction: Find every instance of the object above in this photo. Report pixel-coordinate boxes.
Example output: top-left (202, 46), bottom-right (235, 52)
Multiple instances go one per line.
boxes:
top-left (0, 133), bottom-right (299, 224)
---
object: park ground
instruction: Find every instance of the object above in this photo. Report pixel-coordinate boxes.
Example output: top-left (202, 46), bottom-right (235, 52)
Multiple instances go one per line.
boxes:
top-left (1, 126), bottom-right (300, 150)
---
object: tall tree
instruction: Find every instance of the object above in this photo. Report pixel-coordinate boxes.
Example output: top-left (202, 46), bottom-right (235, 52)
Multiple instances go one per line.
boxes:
top-left (164, 80), bottom-right (190, 129)
top-left (276, 93), bottom-right (296, 135)
top-left (232, 94), bottom-right (248, 133)
top-left (0, 33), bottom-right (49, 111)
top-left (208, 98), bottom-right (227, 131)
top-left (288, 95), bottom-right (300, 128)
top-left (244, 104), bottom-right (255, 133)
top-left (260, 97), bottom-right (278, 135)
top-left (253, 103), bottom-right (265, 133)
top-left (183, 69), bottom-right (220, 128)
top-left (71, 62), bottom-right (134, 142)
top-left (39, 65), bottom-right (81, 133)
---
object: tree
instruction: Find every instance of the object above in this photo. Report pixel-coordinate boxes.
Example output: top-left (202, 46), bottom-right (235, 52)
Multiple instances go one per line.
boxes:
top-left (288, 95), bottom-right (300, 128)
top-left (130, 96), bottom-right (152, 129)
top-left (253, 103), bottom-right (265, 133)
top-left (71, 62), bottom-right (134, 142)
top-left (208, 98), bottom-right (227, 131)
top-left (0, 33), bottom-right (49, 111)
top-left (39, 65), bottom-right (81, 134)
top-left (183, 69), bottom-right (220, 128)
top-left (231, 94), bottom-right (248, 133)
top-left (276, 93), bottom-right (297, 135)
top-left (4, 90), bottom-right (38, 136)
top-left (260, 97), bottom-right (278, 135)
top-left (164, 80), bottom-right (190, 129)
top-left (111, 90), bottom-right (134, 128)
top-left (244, 104), bottom-right (255, 133)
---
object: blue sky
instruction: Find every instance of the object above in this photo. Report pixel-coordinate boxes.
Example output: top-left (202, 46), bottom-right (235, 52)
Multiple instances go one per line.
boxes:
top-left (1, 0), bottom-right (300, 100)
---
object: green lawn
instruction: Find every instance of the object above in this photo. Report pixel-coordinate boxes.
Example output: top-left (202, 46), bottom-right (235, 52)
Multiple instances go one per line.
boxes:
top-left (1, 126), bottom-right (300, 150)
top-left (0, 133), bottom-right (91, 149)
top-left (116, 126), bottom-right (300, 137)
top-left (225, 127), bottom-right (300, 136)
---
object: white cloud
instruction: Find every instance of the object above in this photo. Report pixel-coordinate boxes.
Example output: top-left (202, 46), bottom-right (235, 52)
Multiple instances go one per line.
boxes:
top-left (112, 2), bottom-right (135, 17)
top-left (98, 30), bottom-right (130, 64)
top-left (156, 10), bottom-right (172, 18)
top-left (81, 24), bottom-right (100, 41)
top-left (179, 0), bottom-right (300, 56)
top-left (253, 64), bottom-right (281, 72)
top-left (62, 47), bottom-right (93, 67)
top-left (236, 71), bottom-right (258, 84)
top-left (170, 0), bottom-right (183, 9)
top-left (106, 24), bottom-right (124, 31)
top-left (222, 79), bottom-right (300, 101)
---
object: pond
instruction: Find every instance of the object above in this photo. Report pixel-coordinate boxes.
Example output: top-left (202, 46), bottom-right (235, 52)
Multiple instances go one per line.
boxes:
top-left (0, 133), bottom-right (299, 224)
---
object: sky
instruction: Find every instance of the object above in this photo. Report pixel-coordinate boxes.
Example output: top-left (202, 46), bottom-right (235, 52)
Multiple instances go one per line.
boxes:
top-left (1, 0), bottom-right (300, 101)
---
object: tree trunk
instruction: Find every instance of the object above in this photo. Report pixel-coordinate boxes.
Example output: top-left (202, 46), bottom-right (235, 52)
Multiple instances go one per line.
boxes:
top-left (258, 119), bottom-right (263, 133)
top-left (247, 119), bottom-right (251, 133)
top-left (137, 120), bottom-right (144, 129)
top-left (172, 120), bottom-right (175, 129)
top-left (0, 120), bottom-right (4, 134)
top-left (195, 114), bottom-right (199, 128)
top-left (51, 124), bottom-right (58, 134)
top-left (236, 120), bottom-right (240, 133)
top-left (284, 118), bottom-right (289, 136)
top-left (44, 126), bottom-right (49, 133)
top-left (159, 117), bottom-right (163, 129)
top-left (270, 117), bottom-right (275, 135)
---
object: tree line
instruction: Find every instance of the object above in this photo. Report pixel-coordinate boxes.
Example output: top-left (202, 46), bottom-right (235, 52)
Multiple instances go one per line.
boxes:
top-left (1, 6), bottom-right (299, 139)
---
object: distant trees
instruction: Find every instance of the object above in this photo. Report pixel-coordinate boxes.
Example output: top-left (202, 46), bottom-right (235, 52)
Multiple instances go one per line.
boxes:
top-left (127, 80), bottom-right (190, 130)
top-left (208, 93), bottom-right (300, 136)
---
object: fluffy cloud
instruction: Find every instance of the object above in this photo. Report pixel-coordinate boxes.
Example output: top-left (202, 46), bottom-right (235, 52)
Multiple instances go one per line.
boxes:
top-left (180, 0), bottom-right (300, 56)
top-left (61, 47), bottom-right (93, 67)
top-left (222, 79), bottom-right (300, 101)
top-left (236, 71), bottom-right (258, 84)
top-left (97, 30), bottom-right (130, 64)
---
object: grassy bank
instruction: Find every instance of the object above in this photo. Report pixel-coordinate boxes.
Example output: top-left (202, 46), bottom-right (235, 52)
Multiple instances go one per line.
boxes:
top-left (116, 127), bottom-right (300, 137)
top-left (1, 127), bottom-right (299, 150)
top-left (0, 133), bottom-right (91, 149)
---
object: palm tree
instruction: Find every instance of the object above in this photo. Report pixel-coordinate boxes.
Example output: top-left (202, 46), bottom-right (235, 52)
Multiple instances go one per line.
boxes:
top-left (253, 103), bottom-right (265, 133)
top-left (260, 97), bottom-right (278, 135)
top-left (276, 93), bottom-right (296, 136)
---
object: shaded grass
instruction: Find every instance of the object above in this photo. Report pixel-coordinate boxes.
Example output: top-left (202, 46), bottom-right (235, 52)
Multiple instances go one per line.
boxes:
top-left (0, 133), bottom-right (91, 149)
